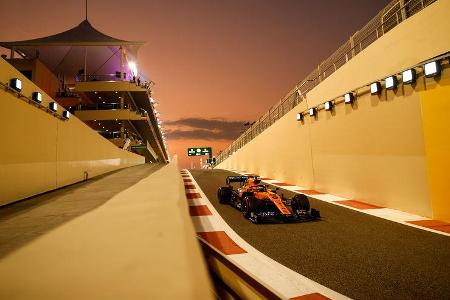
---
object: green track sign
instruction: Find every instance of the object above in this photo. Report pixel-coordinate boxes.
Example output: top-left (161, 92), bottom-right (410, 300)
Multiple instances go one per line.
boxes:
top-left (131, 145), bottom-right (147, 150)
top-left (187, 147), bottom-right (212, 157)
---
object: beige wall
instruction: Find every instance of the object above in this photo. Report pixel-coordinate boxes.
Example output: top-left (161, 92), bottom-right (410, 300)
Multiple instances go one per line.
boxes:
top-left (219, 84), bottom-right (432, 216)
top-left (0, 158), bottom-right (214, 299)
top-left (420, 76), bottom-right (450, 222)
top-left (8, 58), bottom-right (60, 99)
top-left (218, 0), bottom-right (450, 219)
top-left (33, 59), bottom-right (60, 99)
top-left (0, 58), bottom-right (145, 206)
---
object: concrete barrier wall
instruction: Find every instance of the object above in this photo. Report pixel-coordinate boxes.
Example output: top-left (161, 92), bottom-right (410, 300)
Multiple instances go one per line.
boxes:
top-left (0, 158), bottom-right (214, 299)
top-left (0, 58), bottom-right (145, 206)
top-left (217, 0), bottom-right (450, 221)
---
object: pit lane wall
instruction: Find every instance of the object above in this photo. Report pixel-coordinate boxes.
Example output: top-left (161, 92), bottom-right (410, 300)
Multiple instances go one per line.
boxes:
top-left (217, 0), bottom-right (450, 222)
top-left (0, 157), bottom-right (214, 299)
top-left (0, 58), bottom-right (145, 206)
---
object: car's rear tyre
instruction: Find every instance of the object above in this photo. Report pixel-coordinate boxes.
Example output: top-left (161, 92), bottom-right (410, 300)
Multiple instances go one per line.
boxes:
top-left (291, 194), bottom-right (310, 214)
top-left (217, 187), bottom-right (232, 204)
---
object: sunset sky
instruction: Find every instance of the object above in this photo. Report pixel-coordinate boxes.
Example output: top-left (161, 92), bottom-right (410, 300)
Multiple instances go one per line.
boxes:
top-left (0, 0), bottom-right (390, 168)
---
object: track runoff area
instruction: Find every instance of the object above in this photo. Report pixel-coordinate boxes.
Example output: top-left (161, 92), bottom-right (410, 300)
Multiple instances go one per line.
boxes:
top-left (187, 168), bottom-right (450, 300)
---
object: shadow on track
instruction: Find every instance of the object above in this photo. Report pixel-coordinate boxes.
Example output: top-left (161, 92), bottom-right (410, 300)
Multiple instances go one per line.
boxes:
top-left (0, 164), bottom-right (164, 259)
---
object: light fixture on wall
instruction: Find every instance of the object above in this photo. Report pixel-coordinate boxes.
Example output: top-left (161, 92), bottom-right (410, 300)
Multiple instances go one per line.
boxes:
top-left (49, 102), bottom-right (58, 112)
top-left (344, 92), bottom-right (355, 103)
top-left (402, 69), bottom-right (416, 84)
top-left (370, 82), bottom-right (381, 95)
top-left (309, 107), bottom-right (316, 117)
top-left (424, 60), bottom-right (441, 78)
top-left (10, 78), bottom-right (22, 92)
top-left (385, 76), bottom-right (398, 90)
top-left (62, 111), bottom-right (70, 119)
top-left (296, 112), bottom-right (303, 121)
top-left (324, 101), bottom-right (333, 111)
top-left (32, 92), bottom-right (42, 103)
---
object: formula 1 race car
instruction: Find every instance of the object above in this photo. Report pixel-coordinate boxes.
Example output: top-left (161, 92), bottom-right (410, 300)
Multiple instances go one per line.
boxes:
top-left (217, 176), bottom-right (320, 223)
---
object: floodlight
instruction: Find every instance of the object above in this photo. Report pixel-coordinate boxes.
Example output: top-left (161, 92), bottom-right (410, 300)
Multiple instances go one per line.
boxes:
top-left (424, 61), bottom-right (441, 78)
top-left (62, 111), bottom-right (70, 119)
top-left (32, 92), bottom-right (42, 103)
top-left (385, 76), bottom-right (397, 90)
top-left (128, 61), bottom-right (138, 77)
top-left (309, 107), bottom-right (316, 117)
top-left (296, 112), bottom-right (303, 121)
top-left (345, 92), bottom-right (355, 103)
top-left (324, 101), bottom-right (333, 111)
top-left (49, 102), bottom-right (58, 112)
top-left (10, 78), bottom-right (22, 92)
top-left (402, 69), bottom-right (416, 84)
top-left (370, 83), bottom-right (381, 95)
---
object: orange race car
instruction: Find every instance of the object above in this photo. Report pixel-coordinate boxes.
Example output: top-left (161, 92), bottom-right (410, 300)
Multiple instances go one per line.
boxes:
top-left (217, 176), bottom-right (320, 223)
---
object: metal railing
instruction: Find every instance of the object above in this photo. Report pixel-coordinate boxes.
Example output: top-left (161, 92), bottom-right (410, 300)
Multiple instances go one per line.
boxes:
top-left (76, 73), bottom-right (154, 90)
top-left (76, 74), bottom-right (124, 82)
top-left (56, 90), bottom-right (80, 98)
top-left (216, 0), bottom-right (436, 164)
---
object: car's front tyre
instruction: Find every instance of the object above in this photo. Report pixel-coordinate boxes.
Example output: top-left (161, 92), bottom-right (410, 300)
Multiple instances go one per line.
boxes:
top-left (291, 194), bottom-right (310, 216)
top-left (241, 195), bottom-right (258, 220)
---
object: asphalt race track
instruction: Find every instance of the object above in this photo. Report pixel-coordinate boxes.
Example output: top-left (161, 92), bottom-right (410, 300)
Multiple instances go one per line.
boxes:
top-left (190, 169), bottom-right (450, 300)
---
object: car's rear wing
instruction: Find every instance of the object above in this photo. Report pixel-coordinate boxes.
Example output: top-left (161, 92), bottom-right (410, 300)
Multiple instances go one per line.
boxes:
top-left (226, 175), bottom-right (260, 185)
top-left (226, 176), bottom-right (248, 184)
